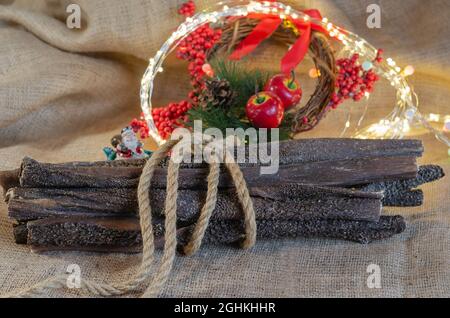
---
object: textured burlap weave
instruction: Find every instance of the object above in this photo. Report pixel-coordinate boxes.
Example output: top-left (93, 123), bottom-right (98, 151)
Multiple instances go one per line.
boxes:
top-left (0, 0), bottom-right (449, 297)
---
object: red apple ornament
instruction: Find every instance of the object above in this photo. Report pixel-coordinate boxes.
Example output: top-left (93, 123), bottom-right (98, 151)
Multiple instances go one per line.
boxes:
top-left (246, 92), bottom-right (284, 129)
top-left (265, 73), bottom-right (302, 110)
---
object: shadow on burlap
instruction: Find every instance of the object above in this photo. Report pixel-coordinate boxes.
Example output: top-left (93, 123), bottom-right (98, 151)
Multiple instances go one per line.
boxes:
top-left (0, 0), bottom-right (449, 297)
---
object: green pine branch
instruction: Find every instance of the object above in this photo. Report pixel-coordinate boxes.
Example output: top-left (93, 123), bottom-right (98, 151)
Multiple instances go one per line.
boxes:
top-left (211, 59), bottom-right (273, 119)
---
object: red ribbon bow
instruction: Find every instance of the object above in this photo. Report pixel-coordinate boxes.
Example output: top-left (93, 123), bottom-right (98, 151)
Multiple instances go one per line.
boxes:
top-left (229, 6), bottom-right (326, 75)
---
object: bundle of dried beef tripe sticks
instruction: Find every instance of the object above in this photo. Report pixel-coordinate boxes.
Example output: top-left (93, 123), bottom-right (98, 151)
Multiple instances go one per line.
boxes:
top-left (0, 139), bottom-right (444, 253)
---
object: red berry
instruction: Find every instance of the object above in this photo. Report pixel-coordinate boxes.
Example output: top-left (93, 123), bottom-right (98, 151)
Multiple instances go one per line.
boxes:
top-left (179, 0), bottom-right (196, 17)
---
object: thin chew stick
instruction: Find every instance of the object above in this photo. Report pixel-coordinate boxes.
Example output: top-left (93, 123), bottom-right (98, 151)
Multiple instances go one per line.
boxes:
top-left (7, 184), bottom-right (383, 223)
top-left (23, 215), bottom-right (407, 253)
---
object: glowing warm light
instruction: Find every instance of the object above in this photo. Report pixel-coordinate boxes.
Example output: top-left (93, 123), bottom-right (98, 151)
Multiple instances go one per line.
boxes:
top-left (429, 113), bottom-right (440, 122)
top-left (202, 63), bottom-right (215, 77)
top-left (402, 65), bottom-right (415, 77)
top-left (309, 68), bottom-right (321, 78)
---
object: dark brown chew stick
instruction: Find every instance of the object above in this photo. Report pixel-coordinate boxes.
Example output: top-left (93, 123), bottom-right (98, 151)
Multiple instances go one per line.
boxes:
top-left (6, 184), bottom-right (383, 223)
top-left (23, 139), bottom-right (425, 167)
top-left (18, 156), bottom-right (419, 189)
top-left (17, 139), bottom-right (423, 189)
top-left (197, 216), bottom-right (407, 246)
top-left (25, 216), bottom-right (406, 253)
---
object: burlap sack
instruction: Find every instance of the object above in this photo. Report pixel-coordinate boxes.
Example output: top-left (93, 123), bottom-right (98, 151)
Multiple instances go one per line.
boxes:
top-left (0, 0), bottom-right (448, 297)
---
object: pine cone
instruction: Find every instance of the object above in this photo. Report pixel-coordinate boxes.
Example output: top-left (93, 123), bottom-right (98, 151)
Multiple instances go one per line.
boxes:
top-left (199, 78), bottom-right (236, 110)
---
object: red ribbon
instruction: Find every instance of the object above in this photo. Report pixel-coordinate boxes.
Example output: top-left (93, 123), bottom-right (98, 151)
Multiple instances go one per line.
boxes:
top-left (229, 8), bottom-right (327, 74)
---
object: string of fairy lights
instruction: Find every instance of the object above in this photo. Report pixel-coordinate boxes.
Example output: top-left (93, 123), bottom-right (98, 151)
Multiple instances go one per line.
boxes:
top-left (140, 0), bottom-right (450, 151)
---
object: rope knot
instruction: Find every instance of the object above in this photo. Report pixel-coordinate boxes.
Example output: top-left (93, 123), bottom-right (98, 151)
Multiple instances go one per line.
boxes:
top-left (168, 132), bottom-right (256, 255)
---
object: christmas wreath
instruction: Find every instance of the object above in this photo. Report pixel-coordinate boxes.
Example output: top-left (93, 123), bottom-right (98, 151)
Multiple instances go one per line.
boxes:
top-left (104, 0), bottom-right (448, 159)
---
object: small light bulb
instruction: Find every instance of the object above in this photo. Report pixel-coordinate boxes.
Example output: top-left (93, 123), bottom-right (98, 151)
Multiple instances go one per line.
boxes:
top-left (362, 61), bottom-right (373, 71)
top-left (443, 121), bottom-right (450, 132)
top-left (309, 68), bottom-right (321, 78)
top-left (402, 65), bottom-right (415, 77)
top-left (405, 108), bottom-right (416, 120)
top-left (429, 113), bottom-right (440, 122)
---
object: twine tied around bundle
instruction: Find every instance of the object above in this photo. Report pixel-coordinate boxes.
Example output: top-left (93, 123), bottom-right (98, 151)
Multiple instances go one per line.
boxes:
top-left (4, 134), bottom-right (256, 298)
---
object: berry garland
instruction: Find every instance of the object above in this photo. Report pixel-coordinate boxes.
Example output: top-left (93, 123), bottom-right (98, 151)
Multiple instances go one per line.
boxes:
top-left (177, 25), bottom-right (223, 101)
top-left (330, 51), bottom-right (383, 109)
top-left (151, 101), bottom-right (192, 140)
top-left (130, 116), bottom-right (150, 139)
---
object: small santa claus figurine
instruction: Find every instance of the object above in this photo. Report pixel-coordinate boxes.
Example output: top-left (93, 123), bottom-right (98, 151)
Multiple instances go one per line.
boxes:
top-left (103, 126), bottom-right (152, 161)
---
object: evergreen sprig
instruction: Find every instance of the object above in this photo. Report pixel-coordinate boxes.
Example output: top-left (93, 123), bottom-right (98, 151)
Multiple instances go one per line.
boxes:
top-left (211, 60), bottom-right (273, 119)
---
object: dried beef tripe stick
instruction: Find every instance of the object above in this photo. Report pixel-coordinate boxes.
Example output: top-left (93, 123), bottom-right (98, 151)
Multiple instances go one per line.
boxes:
top-left (23, 215), bottom-right (407, 253)
top-left (6, 184), bottom-right (383, 223)
top-left (18, 157), bottom-right (420, 189)
top-left (18, 139), bottom-right (422, 189)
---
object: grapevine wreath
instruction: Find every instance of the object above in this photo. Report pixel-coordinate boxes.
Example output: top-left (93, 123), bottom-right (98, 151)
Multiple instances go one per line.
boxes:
top-left (104, 0), bottom-right (449, 159)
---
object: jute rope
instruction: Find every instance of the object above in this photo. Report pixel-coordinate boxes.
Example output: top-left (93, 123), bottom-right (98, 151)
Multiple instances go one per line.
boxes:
top-left (2, 135), bottom-right (256, 298)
